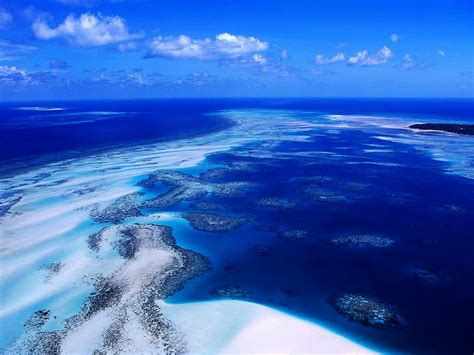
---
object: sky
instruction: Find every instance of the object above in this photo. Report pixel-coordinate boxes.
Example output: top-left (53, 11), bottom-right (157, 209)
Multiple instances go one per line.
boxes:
top-left (0, 0), bottom-right (473, 100)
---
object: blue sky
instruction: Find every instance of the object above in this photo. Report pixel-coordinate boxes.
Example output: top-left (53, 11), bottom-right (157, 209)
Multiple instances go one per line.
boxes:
top-left (0, 0), bottom-right (473, 100)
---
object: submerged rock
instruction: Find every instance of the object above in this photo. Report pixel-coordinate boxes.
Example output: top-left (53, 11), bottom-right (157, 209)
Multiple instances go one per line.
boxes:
top-left (181, 213), bottom-right (250, 232)
top-left (25, 310), bottom-right (51, 329)
top-left (212, 181), bottom-right (260, 198)
top-left (90, 192), bottom-right (143, 224)
top-left (444, 204), bottom-right (466, 215)
top-left (0, 192), bottom-right (22, 217)
top-left (255, 197), bottom-right (296, 210)
top-left (210, 285), bottom-right (252, 300)
top-left (41, 262), bottom-right (64, 280)
top-left (140, 169), bottom-right (260, 208)
top-left (302, 186), bottom-right (348, 204)
top-left (87, 226), bottom-right (110, 253)
top-left (279, 229), bottom-right (307, 240)
top-left (42, 262), bottom-right (63, 273)
top-left (329, 294), bottom-right (405, 328)
top-left (331, 234), bottom-right (394, 248)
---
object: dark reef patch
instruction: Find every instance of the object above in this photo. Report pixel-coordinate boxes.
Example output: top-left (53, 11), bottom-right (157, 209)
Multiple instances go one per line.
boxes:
top-left (279, 229), bottom-right (308, 241)
top-left (90, 192), bottom-right (143, 223)
top-left (140, 169), bottom-right (260, 209)
top-left (331, 234), bottom-right (394, 248)
top-left (255, 197), bottom-right (296, 210)
top-left (0, 191), bottom-right (22, 217)
top-left (329, 294), bottom-right (405, 329)
top-left (87, 226), bottom-right (110, 253)
top-left (210, 285), bottom-right (253, 300)
top-left (181, 213), bottom-right (251, 233)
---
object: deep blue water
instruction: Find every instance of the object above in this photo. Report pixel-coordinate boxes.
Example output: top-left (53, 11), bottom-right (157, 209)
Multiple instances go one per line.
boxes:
top-left (164, 132), bottom-right (474, 353)
top-left (1, 98), bottom-right (474, 353)
top-left (1, 98), bottom-right (473, 164)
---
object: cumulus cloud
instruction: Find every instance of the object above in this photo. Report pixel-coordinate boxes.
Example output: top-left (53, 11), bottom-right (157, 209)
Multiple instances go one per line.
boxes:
top-left (146, 32), bottom-right (268, 61)
top-left (0, 65), bottom-right (68, 88)
top-left (280, 49), bottom-right (288, 59)
top-left (0, 40), bottom-right (37, 61)
top-left (32, 13), bottom-right (143, 47)
top-left (315, 52), bottom-right (345, 64)
top-left (252, 53), bottom-right (267, 65)
top-left (0, 65), bottom-right (26, 79)
top-left (0, 9), bottom-right (12, 29)
top-left (390, 33), bottom-right (399, 42)
top-left (437, 50), bottom-right (446, 57)
top-left (348, 46), bottom-right (393, 66)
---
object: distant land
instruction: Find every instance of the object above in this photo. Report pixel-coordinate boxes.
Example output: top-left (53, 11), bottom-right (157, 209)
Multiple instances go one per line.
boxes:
top-left (409, 123), bottom-right (474, 136)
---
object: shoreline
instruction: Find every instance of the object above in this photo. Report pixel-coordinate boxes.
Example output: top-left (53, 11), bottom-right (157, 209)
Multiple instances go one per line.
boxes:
top-left (160, 299), bottom-right (378, 354)
top-left (409, 123), bottom-right (474, 136)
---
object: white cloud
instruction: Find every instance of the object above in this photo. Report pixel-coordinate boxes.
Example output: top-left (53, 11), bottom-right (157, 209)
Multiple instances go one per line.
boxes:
top-left (402, 54), bottom-right (414, 69)
top-left (315, 52), bottom-right (345, 64)
top-left (437, 50), bottom-right (446, 57)
top-left (0, 65), bottom-right (26, 77)
top-left (280, 49), bottom-right (288, 59)
top-left (390, 33), bottom-right (399, 42)
top-left (348, 46), bottom-right (393, 66)
top-left (252, 53), bottom-right (267, 65)
top-left (32, 13), bottom-right (143, 47)
top-left (0, 9), bottom-right (12, 29)
top-left (0, 65), bottom-right (65, 87)
top-left (126, 72), bottom-right (151, 86)
top-left (146, 32), bottom-right (268, 61)
top-left (348, 50), bottom-right (368, 65)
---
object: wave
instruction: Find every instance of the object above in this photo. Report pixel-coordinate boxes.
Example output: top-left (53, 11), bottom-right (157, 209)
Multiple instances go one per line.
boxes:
top-left (14, 107), bottom-right (65, 112)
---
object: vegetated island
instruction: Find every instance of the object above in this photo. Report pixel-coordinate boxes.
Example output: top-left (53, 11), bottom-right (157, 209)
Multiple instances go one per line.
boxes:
top-left (409, 123), bottom-right (474, 136)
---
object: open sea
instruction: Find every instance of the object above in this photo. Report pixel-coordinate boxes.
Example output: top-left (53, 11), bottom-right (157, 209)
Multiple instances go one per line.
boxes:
top-left (1, 98), bottom-right (473, 353)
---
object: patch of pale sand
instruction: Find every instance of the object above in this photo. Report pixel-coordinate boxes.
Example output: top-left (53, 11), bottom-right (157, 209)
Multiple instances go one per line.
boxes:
top-left (160, 300), bottom-right (378, 354)
top-left (0, 252), bottom-right (95, 318)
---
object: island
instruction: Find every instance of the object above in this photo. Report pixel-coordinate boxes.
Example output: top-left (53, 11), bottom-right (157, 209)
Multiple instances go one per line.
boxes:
top-left (409, 123), bottom-right (474, 136)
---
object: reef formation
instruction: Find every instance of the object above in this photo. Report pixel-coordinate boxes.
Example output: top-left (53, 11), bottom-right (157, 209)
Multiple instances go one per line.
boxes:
top-left (331, 234), bottom-right (394, 248)
top-left (329, 294), bottom-right (405, 329)
top-left (8, 224), bottom-right (210, 354)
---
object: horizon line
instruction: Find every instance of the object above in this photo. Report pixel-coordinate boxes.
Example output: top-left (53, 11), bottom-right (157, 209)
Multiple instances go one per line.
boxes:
top-left (2, 96), bottom-right (473, 104)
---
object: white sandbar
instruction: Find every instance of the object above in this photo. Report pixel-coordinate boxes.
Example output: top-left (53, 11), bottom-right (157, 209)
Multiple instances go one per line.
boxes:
top-left (161, 300), bottom-right (378, 354)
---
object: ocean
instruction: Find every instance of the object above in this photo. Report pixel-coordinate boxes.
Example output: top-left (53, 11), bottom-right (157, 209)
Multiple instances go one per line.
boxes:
top-left (1, 98), bottom-right (473, 353)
